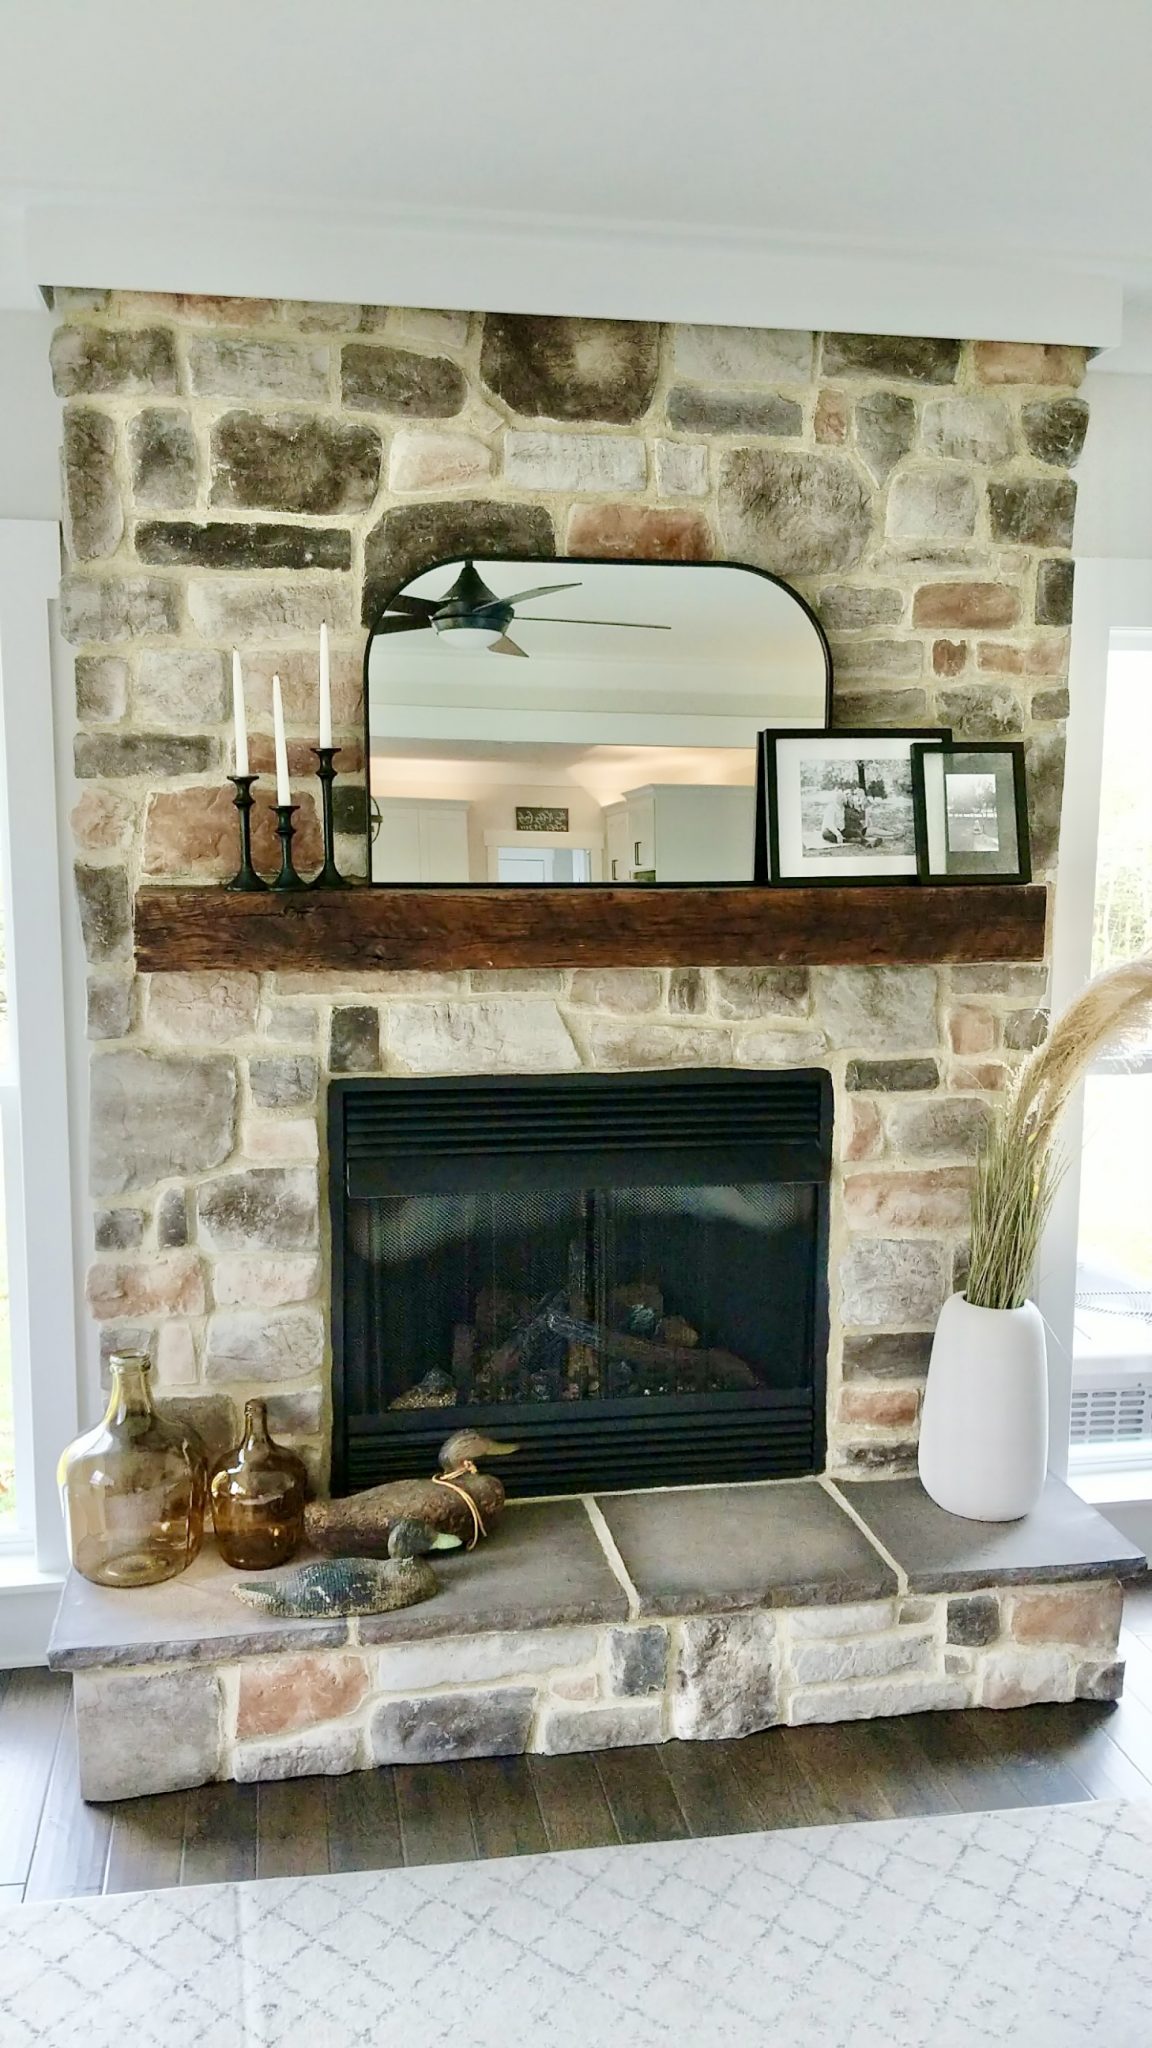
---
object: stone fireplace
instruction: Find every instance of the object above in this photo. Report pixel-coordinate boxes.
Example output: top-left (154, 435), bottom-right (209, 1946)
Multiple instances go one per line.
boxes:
top-left (58, 289), bottom-right (1085, 1490)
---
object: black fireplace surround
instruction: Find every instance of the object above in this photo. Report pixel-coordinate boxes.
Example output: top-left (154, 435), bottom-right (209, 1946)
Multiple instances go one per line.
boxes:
top-left (329, 1069), bottom-right (831, 1497)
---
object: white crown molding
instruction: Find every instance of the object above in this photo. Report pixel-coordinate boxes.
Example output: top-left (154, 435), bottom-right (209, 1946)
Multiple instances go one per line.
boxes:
top-left (0, 193), bottom-right (1125, 348)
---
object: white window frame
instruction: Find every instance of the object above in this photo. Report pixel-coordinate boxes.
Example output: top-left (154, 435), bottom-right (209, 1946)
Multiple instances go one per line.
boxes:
top-left (0, 520), bottom-right (78, 1661)
top-left (1039, 560), bottom-right (1152, 1478)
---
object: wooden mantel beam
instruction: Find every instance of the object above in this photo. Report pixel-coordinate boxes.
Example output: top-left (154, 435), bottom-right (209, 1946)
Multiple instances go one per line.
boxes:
top-left (133, 883), bottom-right (1048, 974)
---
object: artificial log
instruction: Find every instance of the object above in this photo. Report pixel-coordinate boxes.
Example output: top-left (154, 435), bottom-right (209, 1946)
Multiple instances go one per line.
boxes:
top-left (542, 1308), bottom-right (757, 1389)
top-left (304, 1469), bottom-right (506, 1556)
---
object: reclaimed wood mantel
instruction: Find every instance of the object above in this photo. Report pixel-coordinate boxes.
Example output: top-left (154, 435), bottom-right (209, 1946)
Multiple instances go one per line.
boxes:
top-left (133, 882), bottom-right (1048, 973)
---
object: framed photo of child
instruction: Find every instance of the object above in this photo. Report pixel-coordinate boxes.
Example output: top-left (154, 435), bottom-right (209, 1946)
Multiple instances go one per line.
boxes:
top-left (759, 728), bottom-right (951, 885)
top-left (911, 740), bottom-right (1031, 883)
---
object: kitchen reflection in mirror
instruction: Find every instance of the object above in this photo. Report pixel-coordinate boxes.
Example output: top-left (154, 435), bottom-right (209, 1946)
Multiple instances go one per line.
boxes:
top-left (365, 557), bottom-right (831, 884)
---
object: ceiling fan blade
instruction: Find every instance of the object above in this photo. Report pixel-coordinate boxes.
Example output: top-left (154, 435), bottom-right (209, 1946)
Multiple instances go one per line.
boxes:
top-left (514, 616), bottom-right (672, 631)
top-left (386, 594), bottom-right (439, 617)
top-left (375, 613), bottom-right (432, 634)
top-left (502, 581), bottom-right (583, 606)
top-left (490, 635), bottom-right (529, 657)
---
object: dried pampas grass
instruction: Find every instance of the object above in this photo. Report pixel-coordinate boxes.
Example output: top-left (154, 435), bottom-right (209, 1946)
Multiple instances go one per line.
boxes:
top-left (966, 951), bottom-right (1152, 1311)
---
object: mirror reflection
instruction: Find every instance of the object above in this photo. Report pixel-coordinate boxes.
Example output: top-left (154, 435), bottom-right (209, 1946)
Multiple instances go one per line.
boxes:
top-left (366, 557), bottom-right (829, 884)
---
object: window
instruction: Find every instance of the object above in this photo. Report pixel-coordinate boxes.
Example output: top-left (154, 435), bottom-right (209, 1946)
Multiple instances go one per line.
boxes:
top-left (1069, 644), bottom-right (1152, 1474)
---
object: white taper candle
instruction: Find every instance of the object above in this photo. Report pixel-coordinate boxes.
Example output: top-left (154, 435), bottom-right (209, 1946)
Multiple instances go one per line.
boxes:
top-left (271, 674), bottom-right (291, 806)
top-left (231, 649), bottom-right (249, 776)
top-left (318, 621), bottom-right (332, 751)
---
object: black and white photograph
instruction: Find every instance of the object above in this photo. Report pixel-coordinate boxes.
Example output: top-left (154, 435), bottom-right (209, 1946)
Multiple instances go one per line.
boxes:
top-left (912, 742), bottom-right (1031, 883)
top-left (760, 729), bottom-right (949, 884)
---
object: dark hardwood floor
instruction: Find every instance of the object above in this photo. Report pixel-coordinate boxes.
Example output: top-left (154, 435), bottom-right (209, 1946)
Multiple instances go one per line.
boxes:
top-left (4, 1583), bottom-right (1151, 1904)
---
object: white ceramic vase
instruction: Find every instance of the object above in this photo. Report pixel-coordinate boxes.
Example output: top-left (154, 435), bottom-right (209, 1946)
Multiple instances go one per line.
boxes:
top-left (917, 1292), bottom-right (1048, 1521)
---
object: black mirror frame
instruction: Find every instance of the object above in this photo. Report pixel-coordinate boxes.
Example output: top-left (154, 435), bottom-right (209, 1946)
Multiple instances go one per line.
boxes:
top-left (361, 553), bottom-right (834, 889)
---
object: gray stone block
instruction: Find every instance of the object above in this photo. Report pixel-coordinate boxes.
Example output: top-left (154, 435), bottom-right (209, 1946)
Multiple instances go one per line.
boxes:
top-left (61, 574), bottom-right (183, 644)
top-left (90, 1050), bottom-right (237, 1195)
top-left (64, 407), bottom-right (122, 560)
top-left (75, 865), bottom-right (131, 965)
top-left (1021, 397), bottom-right (1089, 469)
top-left (537, 1700), bottom-right (662, 1755)
top-left (74, 1666), bottom-right (221, 1800)
top-left (947, 1595), bottom-right (1001, 1647)
top-left (666, 388), bottom-right (801, 436)
top-left (197, 1168), bottom-right (319, 1250)
top-left (854, 391), bottom-right (916, 483)
top-left (205, 1308), bottom-right (324, 1382)
top-left (51, 325), bottom-right (178, 397)
top-left (720, 449), bottom-right (872, 575)
top-left (841, 1332), bottom-right (934, 1380)
top-left (822, 334), bottom-right (960, 382)
top-left (136, 522), bottom-right (352, 571)
top-left (988, 479), bottom-right (1077, 548)
top-left (846, 1058), bottom-right (939, 1092)
top-left (248, 1056), bottom-right (319, 1109)
top-left (362, 498), bottom-right (556, 624)
top-left (233, 1726), bottom-right (363, 1782)
top-left (815, 967), bottom-right (939, 1052)
top-left (128, 408), bottom-right (198, 510)
top-left (210, 409), bottom-right (381, 515)
top-left (481, 313), bottom-right (659, 423)
top-left (371, 1688), bottom-right (535, 1764)
top-left (839, 1239), bottom-right (948, 1328)
top-left (358, 1500), bottom-right (628, 1642)
top-left (605, 1626), bottom-right (668, 1698)
top-left (342, 344), bottom-right (466, 416)
top-left (672, 1613), bottom-right (778, 1739)
top-left (840, 1475), bottom-right (1147, 1593)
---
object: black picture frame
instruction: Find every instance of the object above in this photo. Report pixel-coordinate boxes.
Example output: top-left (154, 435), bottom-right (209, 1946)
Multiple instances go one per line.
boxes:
top-left (363, 554), bottom-right (834, 890)
top-left (759, 727), bottom-right (951, 887)
top-left (911, 741), bottom-right (1031, 885)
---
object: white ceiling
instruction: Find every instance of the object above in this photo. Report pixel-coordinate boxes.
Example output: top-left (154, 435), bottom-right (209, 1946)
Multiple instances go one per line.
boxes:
top-left (2, 0), bottom-right (1151, 349)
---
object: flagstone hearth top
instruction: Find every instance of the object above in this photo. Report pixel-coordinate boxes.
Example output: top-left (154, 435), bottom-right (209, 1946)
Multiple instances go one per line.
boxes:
top-left (841, 1473), bottom-right (1147, 1593)
top-left (595, 1478), bottom-right (896, 1616)
top-left (48, 1476), bottom-right (1145, 1672)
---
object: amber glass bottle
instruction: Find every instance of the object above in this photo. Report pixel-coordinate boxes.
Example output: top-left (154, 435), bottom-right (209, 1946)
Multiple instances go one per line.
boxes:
top-left (57, 1354), bottom-right (207, 1587)
top-left (210, 1400), bottom-right (309, 1570)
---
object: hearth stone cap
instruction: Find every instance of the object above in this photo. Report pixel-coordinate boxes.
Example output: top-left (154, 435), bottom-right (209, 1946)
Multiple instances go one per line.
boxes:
top-left (594, 1478), bottom-right (897, 1616)
top-left (839, 1474), bottom-right (1147, 1593)
top-left (48, 1548), bottom-right (351, 1671)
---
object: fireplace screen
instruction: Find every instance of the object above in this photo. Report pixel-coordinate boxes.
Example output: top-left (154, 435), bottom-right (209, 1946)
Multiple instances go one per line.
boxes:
top-left (330, 1070), bottom-right (830, 1496)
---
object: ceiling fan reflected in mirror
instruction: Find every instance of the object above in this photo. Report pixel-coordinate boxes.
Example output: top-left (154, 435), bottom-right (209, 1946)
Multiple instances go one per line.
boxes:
top-left (378, 559), bottom-right (672, 657)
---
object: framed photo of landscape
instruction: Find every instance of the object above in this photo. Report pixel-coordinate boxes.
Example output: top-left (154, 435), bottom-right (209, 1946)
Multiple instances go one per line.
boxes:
top-left (911, 741), bottom-right (1031, 884)
top-left (760, 728), bottom-right (950, 885)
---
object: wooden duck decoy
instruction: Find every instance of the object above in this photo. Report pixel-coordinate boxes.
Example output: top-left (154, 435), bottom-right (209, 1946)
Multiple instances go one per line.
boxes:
top-left (303, 1429), bottom-right (519, 1558)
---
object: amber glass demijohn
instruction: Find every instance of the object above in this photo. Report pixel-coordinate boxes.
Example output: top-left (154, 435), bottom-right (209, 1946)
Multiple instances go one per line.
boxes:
top-left (57, 1353), bottom-right (207, 1587)
top-left (210, 1399), bottom-right (309, 1570)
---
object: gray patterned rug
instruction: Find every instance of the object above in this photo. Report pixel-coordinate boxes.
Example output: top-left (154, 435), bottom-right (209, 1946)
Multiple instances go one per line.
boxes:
top-left (3, 1799), bottom-right (1151, 2046)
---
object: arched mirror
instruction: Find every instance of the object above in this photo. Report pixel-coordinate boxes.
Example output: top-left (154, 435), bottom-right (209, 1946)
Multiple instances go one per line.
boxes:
top-left (364, 556), bottom-right (831, 885)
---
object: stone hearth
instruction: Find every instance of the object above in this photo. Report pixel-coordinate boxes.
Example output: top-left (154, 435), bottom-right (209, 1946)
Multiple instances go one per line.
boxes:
top-left (50, 1477), bottom-right (1143, 1801)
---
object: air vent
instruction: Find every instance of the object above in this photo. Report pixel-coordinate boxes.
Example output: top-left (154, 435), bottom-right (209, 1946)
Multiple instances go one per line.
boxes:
top-left (1070, 1382), bottom-right (1152, 1445)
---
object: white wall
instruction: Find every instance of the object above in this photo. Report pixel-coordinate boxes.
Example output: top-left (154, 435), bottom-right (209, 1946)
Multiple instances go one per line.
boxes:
top-left (0, 309), bottom-right (59, 519)
top-left (1075, 370), bottom-right (1152, 560)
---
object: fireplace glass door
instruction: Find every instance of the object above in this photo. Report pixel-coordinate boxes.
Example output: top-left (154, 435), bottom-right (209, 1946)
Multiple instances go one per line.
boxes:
top-left (331, 1070), bottom-right (830, 1495)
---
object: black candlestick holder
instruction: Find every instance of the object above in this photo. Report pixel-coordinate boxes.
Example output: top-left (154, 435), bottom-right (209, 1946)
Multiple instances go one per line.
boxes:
top-left (272, 803), bottom-right (308, 891)
top-left (310, 746), bottom-right (351, 888)
top-left (225, 775), bottom-right (268, 891)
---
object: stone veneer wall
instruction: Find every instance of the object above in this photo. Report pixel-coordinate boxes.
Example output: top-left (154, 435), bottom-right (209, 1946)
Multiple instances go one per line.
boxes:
top-left (72, 1578), bottom-right (1124, 1799)
top-left (52, 288), bottom-right (1088, 1481)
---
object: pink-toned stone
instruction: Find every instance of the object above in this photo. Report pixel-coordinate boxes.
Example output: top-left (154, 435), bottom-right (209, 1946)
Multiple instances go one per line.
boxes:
top-left (564, 504), bottom-right (712, 561)
top-left (243, 1120), bottom-right (320, 1163)
top-left (213, 1254), bottom-right (322, 1307)
top-left (71, 787), bottom-right (135, 853)
top-left (912, 583), bottom-right (1021, 630)
top-left (976, 636), bottom-right (1070, 676)
top-left (842, 1167), bottom-right (971, 1230)
top-left (388, 431), bottom-right (493, 491)
top-left (843, 1099), bottom-right (884, 1161)
top-left (147, 972), bottom-right (260, 1043)
top-left (947, 1006), bottom-right (998, 1055)
top-left (932, 638), bottom-right (967, 677)
top-left (981, 1647), bottom-right (1075, 1708)
top-left (119, 291), bottom-right (278, 327)
top-left (86, 1250), bottom-right (206, 1319)
top-left (236, 1655), bottom-right (371, 1740)
top-left (248, 733), bottom-right (364, 778)
top-left (974, 341), bottom-right (1087, 387)
top-left (814, 390), bottom-right (849, 444)
top-left (142, 785), bottom-right (323, 879)
top-left (839, 1386), bottom-right (920, 1427)
top-left (949, 1060), bottom-right (1008, 1091)
top-left (550, 1672), bottom-right (598, 1702)
top-left (1010, 1582), bottom-right (1123, 1653)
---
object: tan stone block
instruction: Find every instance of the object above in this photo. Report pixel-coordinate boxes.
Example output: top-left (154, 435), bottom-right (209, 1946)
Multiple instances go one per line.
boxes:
top-left (735, 1028), bottom-right (827, 1066)
top-left (564, 504), bottom-right (711, 561)
top-left (120, 291), bottom-right (277, 325)
top-left (243, 1119), bottom-right (320, 1164)
top-left (976, 636), bottom-right (1069, 676)
top-left (387, 999), bottom-right (579, 1075)
top-left (1009, 1582), bottom-right (1123, 1653)
top-left (932, 638), bottom-right (968, 676)
top-left (947, 1007), bottom-right (998, 1055)
top-left (233, 1725), bottom-right (363, 1781)
top-left (973, 342), bottom-right (1087, 387)
top-left (238, 646), bottom-right (361, 727)
top-left (86, 1251), bottom-right (205, 1320)
top-left (236, 1655), bottom-right (371, 1740)
top-left (274, 969), bottom-right (463, 996)
top-left (814, 390), bottom-right (849, 444)
top-left (839, 1386), bottom-right (920, 1427)
top-left (388, 431), bottom-right (493, 491)
top-left (586, 1020), bottom-right (732, 1069)
top-left (142, 785), bottom-right (323, 879)
top-left (912, 583), bottom-right (1021, 630)
top-left (155, 1320), bottom-right (198, 1386)
top-left (843, 1099), bottom-right (884, 1161)
top-left (213, 1254), bottom-right (322, 1307)
top-left (842, 1167), bottom-right (971, 1231)
top-left (949, 1061), bottom-right (1008, 1092)
top-left (653, 440), bottom-right (709, 496)
top-left (569, 969), bottom-right (663, 1014)
top-left (71, 788), bottom-right (135, 854)
top-left (147, 972), bottom-right (260, 1043)
top-left (981, 1646), bottom-right (1075, 1708)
